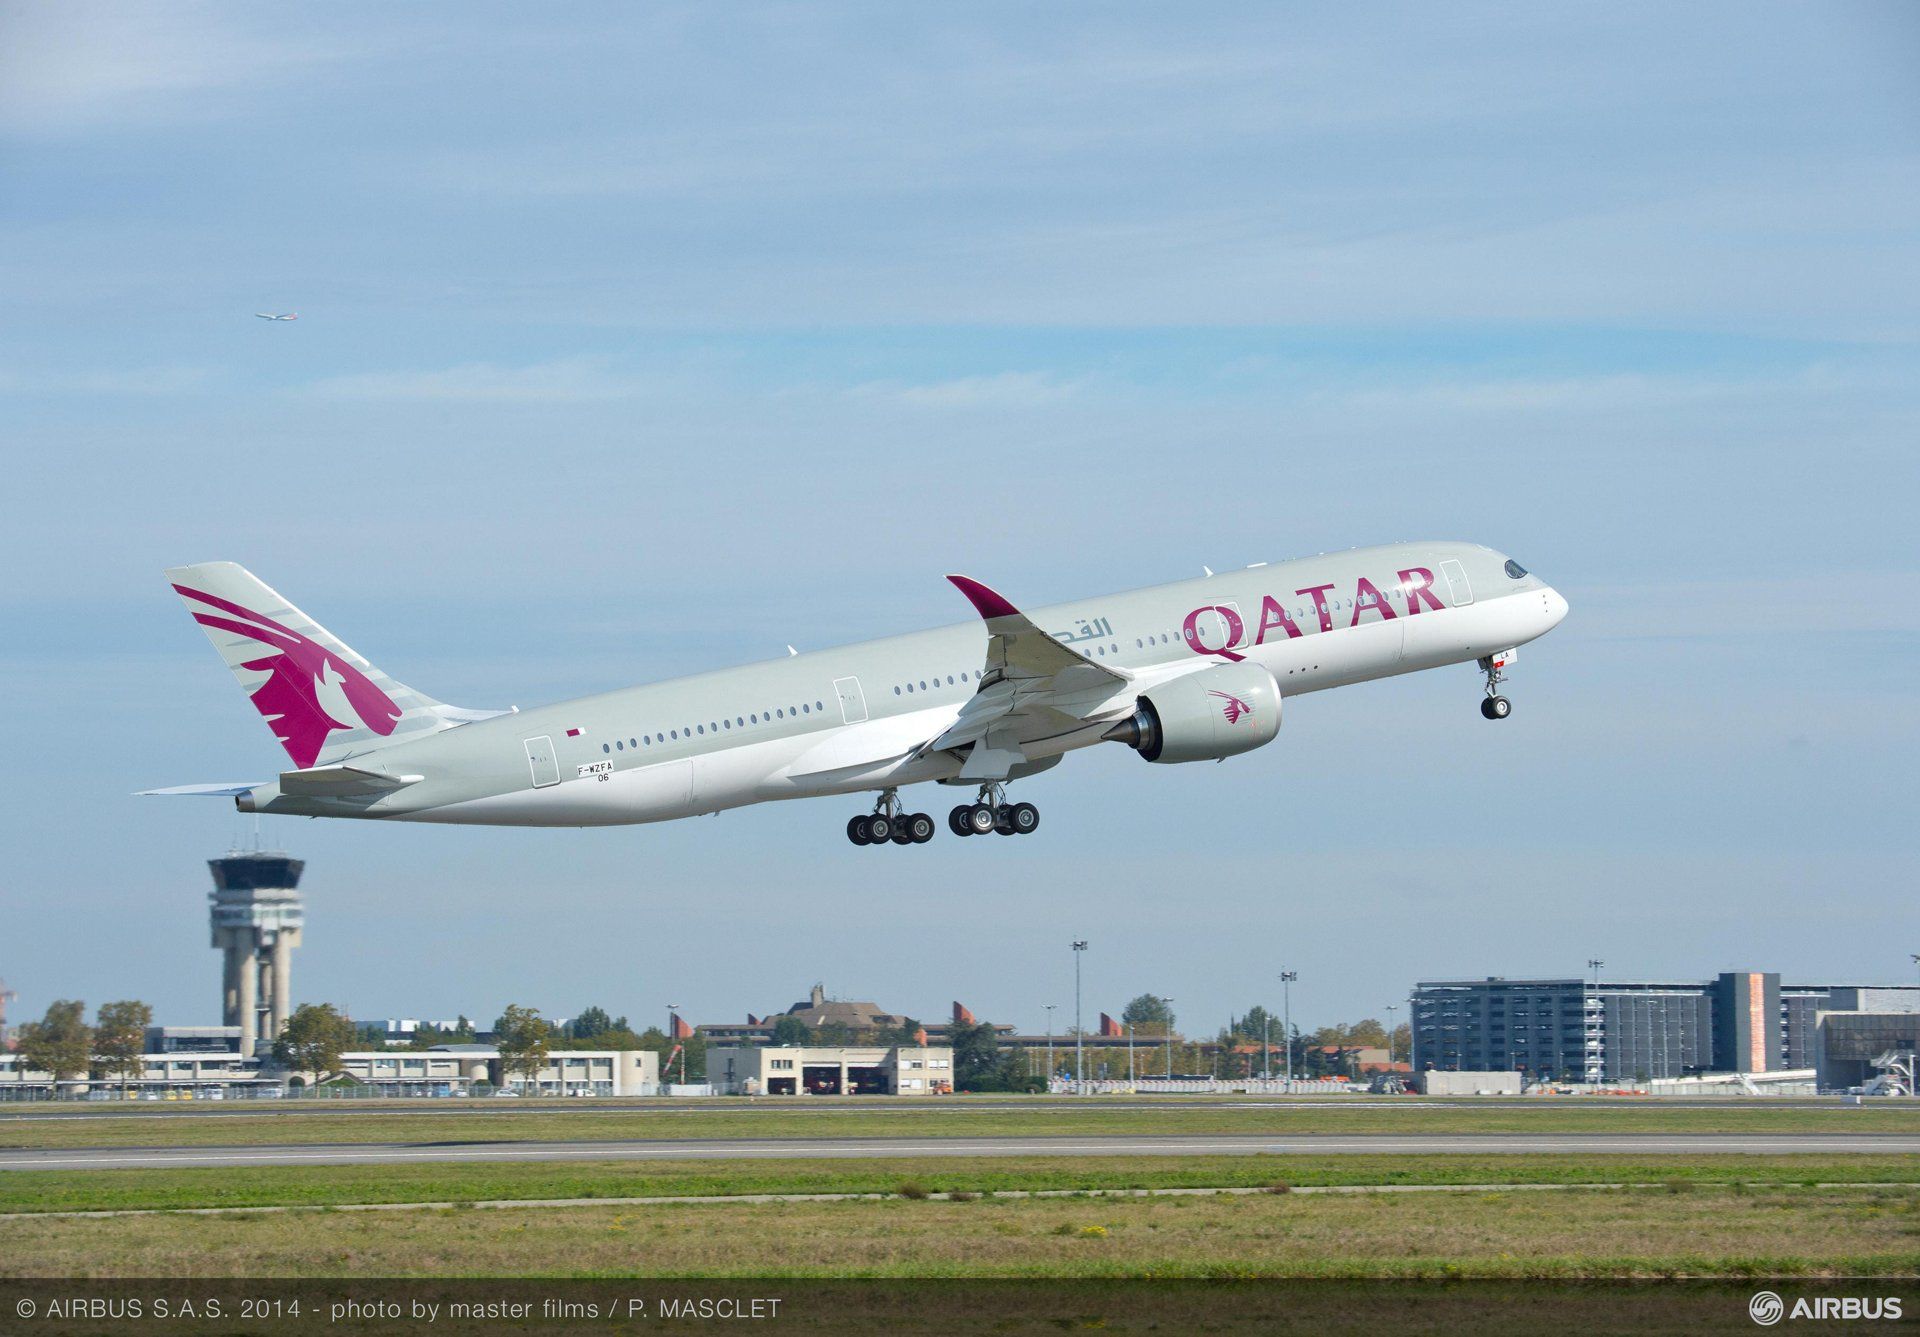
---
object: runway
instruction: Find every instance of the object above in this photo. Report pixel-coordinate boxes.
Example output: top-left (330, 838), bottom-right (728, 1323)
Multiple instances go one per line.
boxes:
top-left (6, 1131), bottom-right (1918, 1171)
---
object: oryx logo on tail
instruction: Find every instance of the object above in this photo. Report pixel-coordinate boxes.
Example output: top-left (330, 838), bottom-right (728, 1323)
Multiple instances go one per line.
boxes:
top-left (173, 585), bottom-right (401, 767)
top-left (1208, 690), bottom-right (1253, 724)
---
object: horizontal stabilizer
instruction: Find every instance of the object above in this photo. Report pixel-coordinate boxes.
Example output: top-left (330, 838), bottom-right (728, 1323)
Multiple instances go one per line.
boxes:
top-left (278, 765), bottom-right (422, 798)
top-left (137, 782), bottom-right (262, 798)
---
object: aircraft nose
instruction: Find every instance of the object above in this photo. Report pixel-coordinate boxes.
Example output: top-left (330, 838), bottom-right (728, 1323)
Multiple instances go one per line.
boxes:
top-left (1543, 586), bottom-right (1570, 627)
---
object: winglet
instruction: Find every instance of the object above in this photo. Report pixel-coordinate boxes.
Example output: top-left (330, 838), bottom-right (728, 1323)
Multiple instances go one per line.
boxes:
top-left (947, 574), bottom-right (1021, 620)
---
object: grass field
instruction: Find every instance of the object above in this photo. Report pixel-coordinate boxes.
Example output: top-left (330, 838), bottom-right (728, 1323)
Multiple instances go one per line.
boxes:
top-left (4, 1184), bottom-right (1916, 1278)
top-left (3, 1098), bottom-right (1915, 1150)
top-left (2, 1154), bottom-right (1918, 1215)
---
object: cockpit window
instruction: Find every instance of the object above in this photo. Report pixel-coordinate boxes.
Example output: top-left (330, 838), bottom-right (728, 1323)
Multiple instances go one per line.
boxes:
top-left (1504, 559), bottom-right (1528, 579)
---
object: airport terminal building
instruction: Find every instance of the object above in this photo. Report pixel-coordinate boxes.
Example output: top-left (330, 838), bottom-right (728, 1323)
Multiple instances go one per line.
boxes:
top-left (1411, 974), bottom-right (1920, 1083)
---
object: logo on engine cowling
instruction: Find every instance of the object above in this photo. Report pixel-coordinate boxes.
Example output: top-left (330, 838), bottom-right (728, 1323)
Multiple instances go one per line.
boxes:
top-left (1207, 690), bottom-right (1253, 724)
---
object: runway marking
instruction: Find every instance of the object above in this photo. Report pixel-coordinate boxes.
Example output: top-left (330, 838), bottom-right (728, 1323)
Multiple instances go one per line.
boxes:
top-left (7, 1132), bottom-right (1920, 1171)
top-left (3, 1181), bottom-right (1916, 1222)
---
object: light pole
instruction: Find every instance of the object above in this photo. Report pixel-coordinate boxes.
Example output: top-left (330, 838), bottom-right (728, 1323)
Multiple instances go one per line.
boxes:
top-left (666, 1003), bottom-right (680, 1088)
top-left (1280, 972), bottom-right (1297, 1089)
top-left (1262, 1008), bottom-right (1271, 1082)
top-left (1164, 998), bottom-right (1176, 1079)
top-left (1584, 960), bottom-right (1605, 1084)
top-left (1072, 941), bottom-right (1088, 1094)
top-left (1910, 954), bottom-right (1919, 988)
top-left (1044, 1004), bottom-right (1057, 1086)
top-left (1385, 1004), bottom-right (1399, 1068)
top-left (1127, 1022), bottom-right (1135, 1085)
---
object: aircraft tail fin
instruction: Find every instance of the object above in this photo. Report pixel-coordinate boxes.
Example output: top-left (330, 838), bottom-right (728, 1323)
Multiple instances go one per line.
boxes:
top-left (165, 561), bottom-right (502, 768)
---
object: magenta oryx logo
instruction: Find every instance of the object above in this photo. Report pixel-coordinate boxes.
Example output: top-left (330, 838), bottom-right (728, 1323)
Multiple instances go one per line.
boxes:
top-left (1207, 690), bottom-right (1252, 724)
top-left (175, 584), bottom-right (401, 767)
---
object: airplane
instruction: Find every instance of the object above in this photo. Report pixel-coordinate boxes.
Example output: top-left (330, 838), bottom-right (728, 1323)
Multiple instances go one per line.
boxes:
top-left (144, 544), bottom-right (1569, 842)
top-left (253, 312), bottom-right (298, 321)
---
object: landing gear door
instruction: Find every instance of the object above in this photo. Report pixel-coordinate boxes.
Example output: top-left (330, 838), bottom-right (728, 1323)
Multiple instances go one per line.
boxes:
top-left (523, 736), bottom-right (560, 788)
top-left (1439, 560), bottom-right (1474, 607)
top-left (833, 675), bottom-right (869, 724)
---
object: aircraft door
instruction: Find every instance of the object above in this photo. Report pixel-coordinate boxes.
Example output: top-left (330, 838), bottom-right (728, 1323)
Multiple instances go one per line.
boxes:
top-left (833, 675), bottom-right (869, 724)
top-left (1439, 560), bottom-right (1474, 607)
top-left (1188, 601), bottom-right (1244, 655)
top-left (523, 735), bottom-right (560, 788)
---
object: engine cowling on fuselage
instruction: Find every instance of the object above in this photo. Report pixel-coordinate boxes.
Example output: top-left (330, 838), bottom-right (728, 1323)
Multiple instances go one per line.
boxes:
top-left (1106, 663), bottom-right (1281, 763)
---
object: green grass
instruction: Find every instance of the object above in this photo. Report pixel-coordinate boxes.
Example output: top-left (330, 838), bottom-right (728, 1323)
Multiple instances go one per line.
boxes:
top-left (2, 1154), bottom-right (1917, 1215)
top-left (2, 1098), bottom-right (1914, 1150)
top-left (5, 1184), bottom-right (1917, 1278)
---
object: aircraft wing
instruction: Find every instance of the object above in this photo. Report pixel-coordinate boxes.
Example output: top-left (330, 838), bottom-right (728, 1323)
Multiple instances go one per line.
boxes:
top-left (276, 764), bottom-right (422, 797)
top-left (930, 575), bottom-right (1136, 779)
top-left (137, 782), bottom-right (264, 798)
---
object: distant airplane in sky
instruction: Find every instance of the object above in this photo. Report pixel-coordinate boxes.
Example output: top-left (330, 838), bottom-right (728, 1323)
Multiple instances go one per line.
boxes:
top-left (145, 545), bottom-right (1568, 842)
top-left (253, 312), bottom-right (297, 321)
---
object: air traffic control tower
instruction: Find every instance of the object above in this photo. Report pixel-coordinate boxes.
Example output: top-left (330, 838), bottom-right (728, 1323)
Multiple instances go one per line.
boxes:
top-left (208, 851), bottom-right (305, 1058)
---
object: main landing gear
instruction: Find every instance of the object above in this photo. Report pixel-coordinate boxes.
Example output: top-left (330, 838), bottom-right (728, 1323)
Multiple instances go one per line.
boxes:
top-left (846, 790), bottom-right (936, 847)
top-left (1478, 649), bottom-right (1515, 720)
top-left (948, 783), bottom-right (1040, 839)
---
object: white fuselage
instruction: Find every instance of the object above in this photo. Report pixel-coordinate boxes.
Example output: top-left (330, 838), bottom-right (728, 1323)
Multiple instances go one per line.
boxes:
top-left (238, 541), bottom-right (1568, 827)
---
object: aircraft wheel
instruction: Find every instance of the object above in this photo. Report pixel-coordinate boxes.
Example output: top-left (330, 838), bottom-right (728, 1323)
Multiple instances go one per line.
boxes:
top-left (1481, 695), bottom-right (1511, 720)
top-left (964, 803), bottom-right (997, 836)
top-left (889, 817), bottom-right (916, 845)
top-left (847, 815), bottom-right (871, 846)
top-left (863, 814), bottom-right (893, 844)
top-left (994, 804), bottom-right (1019, 835)
top-left (907, 812), bottom-right (937, 844)
top-left (949, 805), bottom-right (972, 837)
top-left (1009, 801), bottom-right (1040, 835)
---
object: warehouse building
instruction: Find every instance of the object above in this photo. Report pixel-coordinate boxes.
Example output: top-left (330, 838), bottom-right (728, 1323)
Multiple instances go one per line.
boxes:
top-left (706, 1044), bottom-right (954, 1095)
top-left (1411, 974), bottom-right (1920, 1083)
top-left (0, 1034), bottom-right (658, 1098)
top-left (1812, 1009), bottom-right (1920, 1092)
top-left (335, 1045), bottom-right (657, 1096)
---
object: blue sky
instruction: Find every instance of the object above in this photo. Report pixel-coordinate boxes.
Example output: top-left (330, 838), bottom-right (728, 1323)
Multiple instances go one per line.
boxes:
top-left (3, 3), bottom-right (1916, 1042)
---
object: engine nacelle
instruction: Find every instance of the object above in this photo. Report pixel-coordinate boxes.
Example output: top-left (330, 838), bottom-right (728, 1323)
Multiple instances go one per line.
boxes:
top-left (1104, 663), bottom-right (1282, 764)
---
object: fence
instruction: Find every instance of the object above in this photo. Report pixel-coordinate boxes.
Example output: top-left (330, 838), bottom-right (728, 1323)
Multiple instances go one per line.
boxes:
top-left (1048, 1077), bottom-right (1357, 1095)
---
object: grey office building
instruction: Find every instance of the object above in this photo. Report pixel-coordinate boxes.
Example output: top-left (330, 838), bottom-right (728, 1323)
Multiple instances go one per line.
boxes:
top-left (1411, 974), bottom-right (1920, 1082)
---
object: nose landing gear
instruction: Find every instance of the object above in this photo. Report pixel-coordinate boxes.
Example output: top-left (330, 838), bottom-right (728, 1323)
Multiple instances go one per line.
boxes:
top-left (949, 783), bottom-right (1040, 838)
top-left (846, 790), bottom-right (935, 847)
top-left (1478, 649), bottom-right (1515, 720)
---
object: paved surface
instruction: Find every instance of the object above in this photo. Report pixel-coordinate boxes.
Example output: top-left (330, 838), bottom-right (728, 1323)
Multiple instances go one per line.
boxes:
top-left (6, 1132), bottom-right (1918, 1171)
top-left (0, 1096), bottom-right (1861, 1123)
top-left (12, 1180), bottom-right (1912, 1221)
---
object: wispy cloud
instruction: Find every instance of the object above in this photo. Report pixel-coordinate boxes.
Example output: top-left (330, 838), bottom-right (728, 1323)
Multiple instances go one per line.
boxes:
top-left (0, 3), bottom-right (359, 134)
top-left (844, 371), bottom-right (1088, 410)
top-left (301, 357), bottom-right (647, 404)
top-left (0, 364), bottom-right (212, 395)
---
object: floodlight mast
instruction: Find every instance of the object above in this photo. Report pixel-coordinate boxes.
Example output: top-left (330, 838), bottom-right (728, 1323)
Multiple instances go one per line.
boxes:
top-left (1280, 971), bottom-right (1298, 1089)
top-left (1043, 1004), bottom-right (1057, 1087)
top-left (1071, 942), bottom-right (1088, 1095)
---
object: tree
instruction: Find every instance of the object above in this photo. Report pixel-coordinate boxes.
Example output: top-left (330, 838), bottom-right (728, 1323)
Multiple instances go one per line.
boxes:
top-left (93, 1000), bottom-right (152, 1092)
top-left (769, 1015), bottom-right (812, 1046)
top-left (946, 1016), bottom-right (1003, 1091)
top-left (17, 1000), bottom-right (91, 1091)
top-left (1122, 994), bottom-right (1174, 1034)
top-left (273, 1003), bottom-right (357, 1081)
top-left (494, 1004), bottom-right (552, 1092)
top-left (569, 1006), bottom-right (615, 1040)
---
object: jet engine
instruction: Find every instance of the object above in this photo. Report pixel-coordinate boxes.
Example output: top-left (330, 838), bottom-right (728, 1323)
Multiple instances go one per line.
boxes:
top-left (1103, 662), bottom-right (1281, 763)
